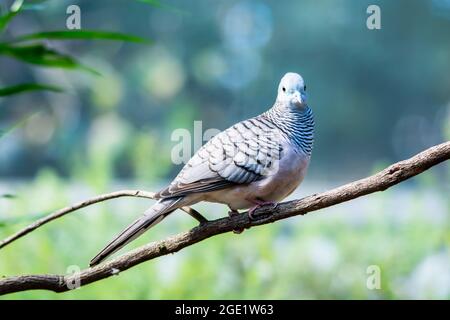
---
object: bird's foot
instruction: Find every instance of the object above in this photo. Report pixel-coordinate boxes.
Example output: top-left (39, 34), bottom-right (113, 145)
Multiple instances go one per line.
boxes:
top-left (228, 209), bottom-right (244, 234)
top-left (248, 201), bottom-right (278, 220)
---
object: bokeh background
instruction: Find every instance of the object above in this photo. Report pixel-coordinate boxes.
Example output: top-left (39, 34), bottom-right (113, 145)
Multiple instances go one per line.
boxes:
top-left (0, 0), bottom-right (449, 299)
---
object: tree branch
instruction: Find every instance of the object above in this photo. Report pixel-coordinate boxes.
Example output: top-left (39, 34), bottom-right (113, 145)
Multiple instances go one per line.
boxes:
top-left (0, 190), bottom-right (205, 250)
top-left (0, 141), bottom-right (449, 295)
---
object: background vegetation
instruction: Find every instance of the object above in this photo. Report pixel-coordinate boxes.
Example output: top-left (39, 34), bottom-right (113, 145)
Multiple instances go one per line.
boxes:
top-left (0, 0), bottom-right (449, 299)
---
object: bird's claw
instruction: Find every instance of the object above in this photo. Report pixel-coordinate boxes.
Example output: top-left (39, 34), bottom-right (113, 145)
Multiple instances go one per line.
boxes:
top-left (248, 201), bottom-right (278, 220)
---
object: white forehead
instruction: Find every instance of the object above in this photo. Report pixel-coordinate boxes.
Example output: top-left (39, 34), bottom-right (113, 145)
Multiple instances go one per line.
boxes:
top-left (279, 72), bottom-right (304, 89)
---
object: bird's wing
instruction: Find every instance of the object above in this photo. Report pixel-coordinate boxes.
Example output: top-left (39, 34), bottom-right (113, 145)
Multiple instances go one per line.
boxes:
top-left (156, 116), bottom-right (284, 199)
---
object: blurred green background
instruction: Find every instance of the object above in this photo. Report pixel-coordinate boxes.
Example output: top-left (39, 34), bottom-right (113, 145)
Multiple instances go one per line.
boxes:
top-left (0, 0), bottom-right (449, 299)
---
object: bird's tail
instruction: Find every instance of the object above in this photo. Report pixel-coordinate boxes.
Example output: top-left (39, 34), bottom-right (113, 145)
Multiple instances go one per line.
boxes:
top-left (89, 197), bottom-right (182, 266)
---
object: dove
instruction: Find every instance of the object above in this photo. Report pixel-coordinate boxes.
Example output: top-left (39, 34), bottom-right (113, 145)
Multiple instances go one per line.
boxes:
top-left (90, 72), bottom-right (314, 266)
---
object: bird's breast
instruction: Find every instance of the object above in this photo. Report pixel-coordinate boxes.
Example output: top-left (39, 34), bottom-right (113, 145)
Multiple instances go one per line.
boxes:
top-left (254, 145), bottom-right (310, 201)
top-left (203, 146), bottom-right (310, 210)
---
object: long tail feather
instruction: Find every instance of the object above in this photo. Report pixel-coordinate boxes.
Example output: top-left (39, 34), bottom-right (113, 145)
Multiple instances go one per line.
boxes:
top-left (90, 198), bottom-right (181, 266)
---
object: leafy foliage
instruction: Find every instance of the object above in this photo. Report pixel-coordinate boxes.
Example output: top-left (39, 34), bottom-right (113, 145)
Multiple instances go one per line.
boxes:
top-left (11, 30), bottom-right (153, 44)
top-left (0, 194), bottom-right (16, 199)
top-left (0, 0), bottom-right (152, 144)
top-left (0, 11), bottom-right (18, 33)
top-left (0, 0), bottom-right (151, 97)
top-left (0, 0), bottom-right (448, 300)
top-left (0, 83), bottom-right (63, 97)
top-left (0, 43), bottom-right (100, 74)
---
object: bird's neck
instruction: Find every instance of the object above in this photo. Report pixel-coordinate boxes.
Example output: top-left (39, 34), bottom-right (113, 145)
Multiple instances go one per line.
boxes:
top-left (263, 101), bottom-right (315, 155)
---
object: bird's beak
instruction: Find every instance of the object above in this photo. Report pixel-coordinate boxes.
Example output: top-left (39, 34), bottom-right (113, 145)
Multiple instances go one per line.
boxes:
top-left (292, 90), bottom-right (304, 106)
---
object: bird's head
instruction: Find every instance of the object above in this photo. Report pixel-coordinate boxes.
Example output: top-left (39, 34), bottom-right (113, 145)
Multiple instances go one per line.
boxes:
top-left (276, 72), bottom-right (307, 109)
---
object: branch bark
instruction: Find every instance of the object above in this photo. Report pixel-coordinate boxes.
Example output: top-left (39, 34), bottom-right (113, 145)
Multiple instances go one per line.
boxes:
top-left (0, 141), bottom-right (449, 295)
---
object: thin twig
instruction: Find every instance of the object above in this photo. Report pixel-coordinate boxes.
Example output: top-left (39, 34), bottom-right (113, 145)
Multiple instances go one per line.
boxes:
top-left (0, 190), bottom-right (202, 250)
top-left (0, 141), bottom-right (449, 295)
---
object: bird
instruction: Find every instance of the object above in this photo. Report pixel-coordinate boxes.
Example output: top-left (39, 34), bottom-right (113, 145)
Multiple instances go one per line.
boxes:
top-left (90, 72), bottom-right (314, 266)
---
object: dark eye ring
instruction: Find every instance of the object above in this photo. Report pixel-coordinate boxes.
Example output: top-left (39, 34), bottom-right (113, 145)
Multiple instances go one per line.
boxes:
top-left (282, 87), bottom-right (286, 92)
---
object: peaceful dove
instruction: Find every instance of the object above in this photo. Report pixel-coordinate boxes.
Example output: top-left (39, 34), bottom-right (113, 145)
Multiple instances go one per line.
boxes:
top-left (90, 72), bottom-right (314, 266)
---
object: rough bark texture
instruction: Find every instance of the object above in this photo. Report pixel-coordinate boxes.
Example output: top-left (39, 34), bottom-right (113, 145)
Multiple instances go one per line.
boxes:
top-left (0, 141), bottom-right (449, 295)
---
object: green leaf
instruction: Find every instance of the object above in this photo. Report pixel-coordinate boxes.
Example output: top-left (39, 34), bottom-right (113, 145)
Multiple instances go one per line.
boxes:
top-left (0, 43), bottom-right (100, 75)
top-left (0, 1), bottom-right (53, 34)
top-left (0, 83), bottom-right (64, 97)
top-left (0, 194), bottom-right (16, 199)
top-left (13, 30), bottom-right (152, 44)
top-left (0, 0), bottom-right (26, 32)
top-left (10, 0), bottom-right (25, 12)
top-left (0, 11), bottom-right (18, 33)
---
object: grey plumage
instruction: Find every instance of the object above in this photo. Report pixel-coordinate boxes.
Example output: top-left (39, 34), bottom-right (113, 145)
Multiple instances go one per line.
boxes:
top-left (90, 72), bottom-right (314, 266)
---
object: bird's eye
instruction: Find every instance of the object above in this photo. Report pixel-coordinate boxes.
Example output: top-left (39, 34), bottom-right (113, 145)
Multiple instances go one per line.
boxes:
top-left (304, 85), bottom-right (306, 91)
top-left (282, 87), bottom-right (286, 92)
